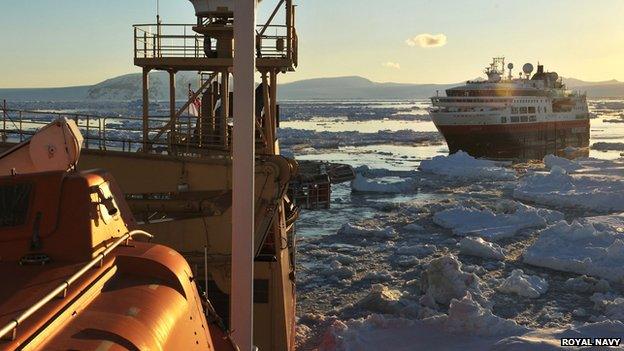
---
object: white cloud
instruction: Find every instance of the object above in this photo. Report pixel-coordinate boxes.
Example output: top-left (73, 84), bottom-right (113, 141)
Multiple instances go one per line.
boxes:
top-left (381, 61), bottom-right (401, 69)
top-left (406, 33), bottom-right (447, 48)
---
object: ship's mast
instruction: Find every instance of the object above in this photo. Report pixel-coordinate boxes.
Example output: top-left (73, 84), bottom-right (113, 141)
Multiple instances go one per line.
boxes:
top-left (231, 0), bottom-right (256, 349)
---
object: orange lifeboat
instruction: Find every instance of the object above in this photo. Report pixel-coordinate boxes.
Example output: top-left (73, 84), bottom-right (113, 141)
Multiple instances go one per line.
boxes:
top-left (0, 120), bottom-right (236, 350)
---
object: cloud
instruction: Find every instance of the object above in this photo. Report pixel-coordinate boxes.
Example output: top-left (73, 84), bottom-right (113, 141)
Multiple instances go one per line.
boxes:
top-left (406, 33), bottom-right (447, 48)
top-left (381, 61), bottom-right (401, 70)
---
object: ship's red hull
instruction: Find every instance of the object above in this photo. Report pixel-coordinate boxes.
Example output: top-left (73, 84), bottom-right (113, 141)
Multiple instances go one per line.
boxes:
top-left (436, 119), bottom-right (590, 159)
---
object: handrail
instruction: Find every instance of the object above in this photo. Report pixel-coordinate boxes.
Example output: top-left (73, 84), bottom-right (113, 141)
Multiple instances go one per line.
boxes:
top-left (133, 23), bottom-right (293, 60)
top-left (0, 230), bottom-right (154, 342)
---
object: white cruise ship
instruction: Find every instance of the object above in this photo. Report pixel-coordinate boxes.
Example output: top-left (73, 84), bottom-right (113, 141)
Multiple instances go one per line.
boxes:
top-left (430, 58), bottom-right (590, 159)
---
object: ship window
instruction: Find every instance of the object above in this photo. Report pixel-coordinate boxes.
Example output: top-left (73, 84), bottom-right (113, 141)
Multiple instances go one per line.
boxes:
top-left (0, 183), bottom-right (32, 227)
top-left (528, 107), bottom-right (536, 113)
top-left (519, 107), bottom-right (528, 114)
top-left (511, 116), bottom-right (520, 123)
top-left (529, 116), bottom-right (537, 122)
top-left (521, 116), bottom-right (528, 122)
top-left (511, 107), bottom-right (518, 114)
top-left (501, 117), bottom-right (507, 123)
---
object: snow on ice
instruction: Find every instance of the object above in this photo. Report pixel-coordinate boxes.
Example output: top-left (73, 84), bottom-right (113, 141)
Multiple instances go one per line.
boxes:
top-left (459, 237), bottom-right (505, 260)
top-left (523, 215), bottom-right (624, 282)
top-left (350, 173), bottom-right (416, 193)
top-left (543, 154), bottom-right (583, 172)
top-left (497, 269), bottom-right (549, 298)
top-left (352, 284), bottom-right (404, 315)
top-left (420, 255), bottom-right (486, 306)
top-left (318, 293), bottom-right (533, 351)
top-left (433, 201), bottom-right (563, 241)
top-left (419, 151), bottom-right (516, 181)
top-left (514, 164), bottom-right (624, 212)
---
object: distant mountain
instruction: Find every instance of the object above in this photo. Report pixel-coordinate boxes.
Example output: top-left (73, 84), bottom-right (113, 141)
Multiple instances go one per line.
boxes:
top-left (2, 74), bottom-right (624, 102)
top-left (277, 76), bottom-right (455, 100)
top-left (563, 77), bottom-right (621, 88)
top-left (86, 71), bottom-right (199, 101)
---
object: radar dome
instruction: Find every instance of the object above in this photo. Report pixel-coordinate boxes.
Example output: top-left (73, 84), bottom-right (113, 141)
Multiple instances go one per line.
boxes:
top-left (522, 63), bottom-right (534, 75)
top-left (507, 63), bottom-right (514, 70)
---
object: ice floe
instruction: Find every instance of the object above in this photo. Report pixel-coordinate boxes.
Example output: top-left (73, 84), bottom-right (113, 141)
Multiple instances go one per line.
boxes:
top-left (353, 284), bottom-right (404, 315)
top-left (318, 293), bottom-right (531, 351)
top-left (420, 255), bottom-right (485, 306)
top-left (592, 142), bottom-right (624, 151)
top-left (514, 165), bottom-right (624, 212)
top-left (434, 292), bottom-right (529, 336)
top-left (497, 269), bottom-right (549, 298)
top-left (523, 215), bottom-right (624, 282)
top-left (433, 201), bottom-right (563, 241)
top-left (459, 237), bottom-right (505, 260)
top-left (543, 154), bottom-right (583, 172)
top-left (563, 275), bottom-right (611, 294)
top-left (350, 174), bottom-right (415, 193)
top-left (419, 150), bottom-right (516, 181)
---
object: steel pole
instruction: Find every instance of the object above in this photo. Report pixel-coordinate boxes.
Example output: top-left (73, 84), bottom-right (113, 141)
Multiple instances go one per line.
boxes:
top-left (231, 0), bottom-right (256, 350)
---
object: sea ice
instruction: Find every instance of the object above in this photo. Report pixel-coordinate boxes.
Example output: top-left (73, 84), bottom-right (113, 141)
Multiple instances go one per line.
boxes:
top-left (338, 222), bottom-right (397, 239)
top-left (592, 142), bottom-right (624, 152)
top-left (433, 201), bottom-right (563, 241)
top-left (590, 293), bottom-right (624, 321)
top-left (459, 237), bottom-right (505, 260)
top-left (514, 166), bottom-right (624, 212)
top-left (491, 320), bottom-right (624, 351)
top-left (497, 269), bottom-right (549, 298)
top-left (563, 275), bottom-right (611, 293)
top-left (543, 154), bottom-right (583, 172)
top-left (322, 260), bottom-right (356, 280)
top-left (431, 292), bottom-right (530, 336)
top-left (318, 293), bottom-right (529, 351)
top-left (420, 255), bottom-right (485, 305)
top-left (353, 284), bottom-right (404, 315)
top-left (395, 243), bottom-right (436, 257)
top-left (523, 215), bottom-right (624, 282)
top-left (279, 128), bottom-right (440, 149)
top-left (419, 150), bottom-right (516, 181)
top-left (350, 174), bottom-right (415, 194)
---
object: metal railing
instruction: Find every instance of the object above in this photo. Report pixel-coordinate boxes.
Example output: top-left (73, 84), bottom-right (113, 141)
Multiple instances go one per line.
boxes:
top-left (133, 23), bottom-right (296, 61)
top-left (0, 230), bottom-right (153, 342)
top-left (134, 24), bottom-right (207, 59)
top-left (0, 105), bottom-right (229, 155)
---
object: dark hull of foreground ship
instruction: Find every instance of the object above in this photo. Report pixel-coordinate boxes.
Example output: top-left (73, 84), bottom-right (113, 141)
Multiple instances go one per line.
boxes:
top-left (436, 119), bottom-right (590, 160)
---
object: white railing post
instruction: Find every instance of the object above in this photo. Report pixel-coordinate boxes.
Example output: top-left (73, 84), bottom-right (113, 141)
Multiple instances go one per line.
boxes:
top-left (231, 0), bottom-right (257, 350)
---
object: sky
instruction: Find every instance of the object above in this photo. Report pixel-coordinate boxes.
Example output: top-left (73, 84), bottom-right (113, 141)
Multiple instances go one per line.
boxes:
top-left (1, 0), bottom-right (624, 88)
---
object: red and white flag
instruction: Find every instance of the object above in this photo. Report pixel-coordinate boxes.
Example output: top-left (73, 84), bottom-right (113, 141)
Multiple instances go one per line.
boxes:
top-left (187, 88), bottom-right (201, 117)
